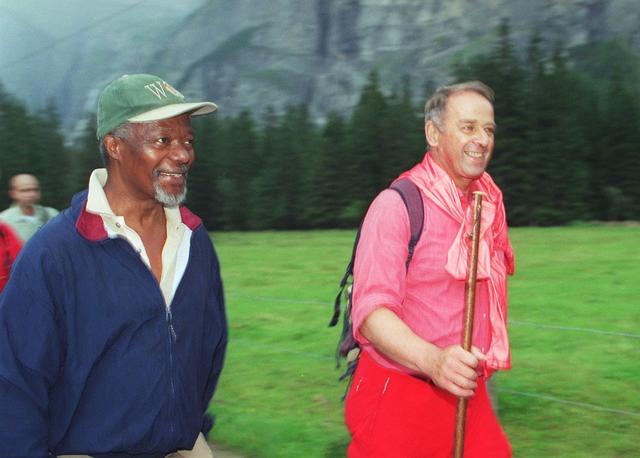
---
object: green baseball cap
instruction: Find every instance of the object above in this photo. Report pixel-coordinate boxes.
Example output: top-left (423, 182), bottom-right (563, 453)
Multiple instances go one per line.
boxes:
top-left (96, 73), bottom-right (217, 139)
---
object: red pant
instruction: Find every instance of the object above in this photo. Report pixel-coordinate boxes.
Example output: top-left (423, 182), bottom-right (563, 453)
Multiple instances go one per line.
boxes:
top-left (345, 351), bottom-right (511, 457)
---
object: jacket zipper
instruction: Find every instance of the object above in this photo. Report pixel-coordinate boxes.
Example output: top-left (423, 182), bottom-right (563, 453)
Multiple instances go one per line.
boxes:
top-left (109, 237), bottom-right (182, 440)
top-left (166, 306), bottom-right (177, 436)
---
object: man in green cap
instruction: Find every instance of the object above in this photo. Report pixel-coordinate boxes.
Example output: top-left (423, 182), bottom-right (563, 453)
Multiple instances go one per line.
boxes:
top-left (0, 74), bottom-right (227, 457)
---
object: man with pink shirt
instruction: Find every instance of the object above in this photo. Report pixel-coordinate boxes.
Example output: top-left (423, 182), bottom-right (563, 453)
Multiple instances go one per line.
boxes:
top-left (345, 81), bottom-right (515, 457)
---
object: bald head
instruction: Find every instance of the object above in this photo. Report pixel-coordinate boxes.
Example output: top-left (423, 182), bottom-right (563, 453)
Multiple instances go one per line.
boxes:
top-left (9, 174), bottom-right (41, 214)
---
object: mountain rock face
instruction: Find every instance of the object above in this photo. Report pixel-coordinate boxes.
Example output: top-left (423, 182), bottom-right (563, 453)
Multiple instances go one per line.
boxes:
top-left (1, 0), bottom-right (639, 130)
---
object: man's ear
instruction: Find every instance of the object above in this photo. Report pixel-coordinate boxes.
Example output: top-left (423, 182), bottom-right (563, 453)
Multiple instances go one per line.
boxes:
top-left (425, 121), bottom-right (440, 149)
top-left (103, 135), bottom-right (122, 162)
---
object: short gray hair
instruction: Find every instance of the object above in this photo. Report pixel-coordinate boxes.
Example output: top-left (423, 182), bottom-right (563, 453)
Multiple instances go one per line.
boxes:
top-left (424, 81), bottom-right (494, 128)
top-left (98, 123), bottom-right (134, 166)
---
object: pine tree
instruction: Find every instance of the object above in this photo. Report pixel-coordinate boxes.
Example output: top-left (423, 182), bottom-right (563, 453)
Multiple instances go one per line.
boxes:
top-left (249, 107), bottom-right (282, 229)
top-left (531, 48), bottom-right (590, 224)
top-left (306, 112), bottom-right (349, 227)
top-left (66, 115), bottom-right (103, 201)
top-left (274, 104), bottom-right (316, 228)
top-left (219, 110), bottom-right (258, 229)
top-left (601, 65), bottom-right (640, 219)
top-left (31, 101), bottom-right (69, 210)
top-left (189, 115), bottom-right (223, 229)
top-left (384, 76), bottom-right (425, 180)
top-left (0, 84), bottom-right (36, 208)
top-left (345, 69), bottom-right (390, 223)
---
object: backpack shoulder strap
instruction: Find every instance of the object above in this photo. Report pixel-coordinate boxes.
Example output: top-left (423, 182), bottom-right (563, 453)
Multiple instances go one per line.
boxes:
top-left (389, 178), bottom-right (424, 267)
top-left (329, 178), bottom-right (425, 327)
top-left (329, 224), bottom-right (362, 327)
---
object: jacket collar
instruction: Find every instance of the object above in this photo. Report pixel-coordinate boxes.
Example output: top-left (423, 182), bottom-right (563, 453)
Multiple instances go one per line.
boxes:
top-left (72, 191), bottom-right (203, 242)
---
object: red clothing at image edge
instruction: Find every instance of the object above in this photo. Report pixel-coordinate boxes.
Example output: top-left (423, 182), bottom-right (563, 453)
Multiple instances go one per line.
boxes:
top-left (0, 223), bottom-right (22, 292)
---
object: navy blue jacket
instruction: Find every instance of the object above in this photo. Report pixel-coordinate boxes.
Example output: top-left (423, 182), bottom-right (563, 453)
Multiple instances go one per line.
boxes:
top-left (0, 191), bottom-right (227, 457)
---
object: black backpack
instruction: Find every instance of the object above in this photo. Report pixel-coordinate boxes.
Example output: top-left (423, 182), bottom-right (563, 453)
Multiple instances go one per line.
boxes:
top-left (329, 178), bottom-right (425, 382)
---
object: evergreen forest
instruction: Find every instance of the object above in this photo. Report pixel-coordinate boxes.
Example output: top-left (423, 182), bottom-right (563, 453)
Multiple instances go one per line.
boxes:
top-left (1, 24), bottom-right (638, 229)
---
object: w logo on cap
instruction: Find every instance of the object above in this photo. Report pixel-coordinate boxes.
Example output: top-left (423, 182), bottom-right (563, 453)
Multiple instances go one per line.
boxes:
top-left (144, 81), bottom-right (184, 100)
top-left (96, 73), bottom-right (217, 140)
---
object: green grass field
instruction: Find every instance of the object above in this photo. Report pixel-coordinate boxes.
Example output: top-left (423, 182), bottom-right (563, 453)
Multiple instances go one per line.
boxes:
top-left (207, 226), bottom-right (640, 457)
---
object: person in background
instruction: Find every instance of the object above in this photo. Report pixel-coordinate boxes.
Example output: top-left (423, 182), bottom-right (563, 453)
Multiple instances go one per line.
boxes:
top-left (0, 170), bottom-right (23, 293)
top-left (0, 173), bottom-right (59, 243)
top-left (0, 219), bottom-right (21, 293)
top-left (0, 73), bottom-right (227, 457)
top-left (345, 81), bottom-right (514, 457)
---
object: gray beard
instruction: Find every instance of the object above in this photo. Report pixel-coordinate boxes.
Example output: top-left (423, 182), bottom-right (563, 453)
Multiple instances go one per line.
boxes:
top-left (154, 182), bottom-right (187, 208)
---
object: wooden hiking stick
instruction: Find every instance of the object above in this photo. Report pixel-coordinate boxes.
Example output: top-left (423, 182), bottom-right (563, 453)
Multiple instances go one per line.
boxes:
top-left (453, 191), bottom-right (484, 458)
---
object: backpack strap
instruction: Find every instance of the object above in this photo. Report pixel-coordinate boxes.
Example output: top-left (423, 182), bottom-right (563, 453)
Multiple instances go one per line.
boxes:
top-left (389, 178), bottom-right (424, 268)
top-left (329, 178), bottom-right (424, 327)
top-left (329, 226), bottom-right (361, 327)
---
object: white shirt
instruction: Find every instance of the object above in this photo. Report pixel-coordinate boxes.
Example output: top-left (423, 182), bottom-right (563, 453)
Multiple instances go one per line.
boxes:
top-left (85, 169), bottom-right (192, 307)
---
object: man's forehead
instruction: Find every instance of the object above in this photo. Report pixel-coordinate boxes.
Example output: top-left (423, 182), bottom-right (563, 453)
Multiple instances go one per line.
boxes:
top-left (446, 91), bottom-right (494, 119)
top-left (12, 175), bottom-right (39, 189)
top-left (458, 117), bottom-right (497, 127)
top-left (131, 114), bottom-right (193, 133)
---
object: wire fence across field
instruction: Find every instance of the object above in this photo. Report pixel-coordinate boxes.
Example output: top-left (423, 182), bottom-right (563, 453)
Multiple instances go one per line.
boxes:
top-left (224, 291), bottom-right (640, 420)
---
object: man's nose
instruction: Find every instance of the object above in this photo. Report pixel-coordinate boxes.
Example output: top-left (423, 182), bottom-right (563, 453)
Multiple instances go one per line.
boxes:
top-left (475, 129), bottom-right (491, 147)
top-left (169, 142), bottom-right (193, 163)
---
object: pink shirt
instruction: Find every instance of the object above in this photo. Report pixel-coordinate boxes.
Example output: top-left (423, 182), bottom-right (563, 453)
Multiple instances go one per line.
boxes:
top-left (352, 187), bottom-right (493, 375)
